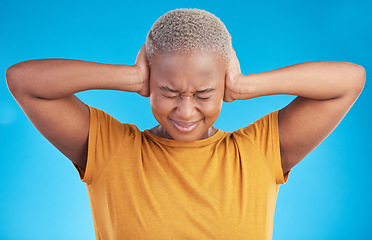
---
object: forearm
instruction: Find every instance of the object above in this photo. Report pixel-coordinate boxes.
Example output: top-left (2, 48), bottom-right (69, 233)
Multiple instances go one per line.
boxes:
top-left (233, 61), bottom-right (366, 100)
top-left (6, 59), bottom-right (141, 99)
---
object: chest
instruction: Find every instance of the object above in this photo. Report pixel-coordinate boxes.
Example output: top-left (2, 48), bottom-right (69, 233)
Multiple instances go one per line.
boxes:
top-left (89, 144), bottom-right (278, 239)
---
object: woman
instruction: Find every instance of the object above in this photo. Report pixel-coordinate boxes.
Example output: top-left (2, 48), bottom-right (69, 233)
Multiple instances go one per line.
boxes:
top-left (6, 8), bottom-right (365, 240)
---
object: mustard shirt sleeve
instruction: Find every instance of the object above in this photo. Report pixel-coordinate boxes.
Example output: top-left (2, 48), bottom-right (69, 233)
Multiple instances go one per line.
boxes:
top-left (238, 110), bottom-right (289, 184)
top-left (78, 105), bottom-right (137, 184)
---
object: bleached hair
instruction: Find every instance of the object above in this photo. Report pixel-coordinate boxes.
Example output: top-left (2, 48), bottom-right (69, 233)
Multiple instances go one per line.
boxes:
top-left (145, 8), bottom-right (232, 64)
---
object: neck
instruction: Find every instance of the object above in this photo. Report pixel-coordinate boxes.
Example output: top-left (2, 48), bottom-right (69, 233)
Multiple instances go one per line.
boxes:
top-left (150, 125), bottom-right (217, 140)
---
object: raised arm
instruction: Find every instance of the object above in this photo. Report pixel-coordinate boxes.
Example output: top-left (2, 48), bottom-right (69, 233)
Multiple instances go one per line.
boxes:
top-left (225, 49), bottom-right (366, 175)
top-left (6, 45), bottom-right (149, 170)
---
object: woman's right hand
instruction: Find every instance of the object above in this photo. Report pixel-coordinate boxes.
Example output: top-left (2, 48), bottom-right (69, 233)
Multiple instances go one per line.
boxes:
top-left (133, 44), bottom-right (150, 97)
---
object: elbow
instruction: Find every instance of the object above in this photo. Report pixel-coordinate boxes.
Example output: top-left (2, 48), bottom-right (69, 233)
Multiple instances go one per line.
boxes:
top-left (339, 62), bottom-right (366, 99)
top-left (6, 64), bottom-right (19, 94)
top-left (349, 63), bottom-right (366, 94)
top-left (6, 62), bottom-right (28, 97)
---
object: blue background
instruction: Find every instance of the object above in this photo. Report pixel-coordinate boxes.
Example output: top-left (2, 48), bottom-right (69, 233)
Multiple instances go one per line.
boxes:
top-left (1, 0), bottom-right (371, 239)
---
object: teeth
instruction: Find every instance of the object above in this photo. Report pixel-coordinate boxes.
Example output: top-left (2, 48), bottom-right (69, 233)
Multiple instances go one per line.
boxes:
top-left (171, 119), bottom-right (200, 132)
top-left (177, 122), bottom-right (194, 126)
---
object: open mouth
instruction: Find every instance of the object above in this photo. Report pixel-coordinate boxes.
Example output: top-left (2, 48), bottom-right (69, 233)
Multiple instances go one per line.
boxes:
top-left (169, 118), bottom-right (202, 132)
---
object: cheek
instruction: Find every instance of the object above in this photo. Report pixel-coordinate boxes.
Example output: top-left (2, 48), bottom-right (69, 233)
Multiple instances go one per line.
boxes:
top-left (200, 98), bottom-right (223, 118)
top-left (204, 88), bottom-right (224, 117)
top-left (150, 94), bottom-right (173, 117)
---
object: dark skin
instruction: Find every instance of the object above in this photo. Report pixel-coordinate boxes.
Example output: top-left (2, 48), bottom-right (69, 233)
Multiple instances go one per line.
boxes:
top-left (6, 44), bottom-right (365, 175)
top-left (148, 52), bottom-right (225, 143)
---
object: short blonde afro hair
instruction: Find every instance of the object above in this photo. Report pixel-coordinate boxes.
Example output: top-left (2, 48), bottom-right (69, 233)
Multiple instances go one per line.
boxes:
top-left (145, 8), bottom-right (232, 64)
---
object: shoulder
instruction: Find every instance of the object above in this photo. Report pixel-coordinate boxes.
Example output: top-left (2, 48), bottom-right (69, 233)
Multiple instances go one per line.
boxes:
top-left (231, 110), bottom-right (279, 143)
top-left (87, 105), bottom-right (141, 137)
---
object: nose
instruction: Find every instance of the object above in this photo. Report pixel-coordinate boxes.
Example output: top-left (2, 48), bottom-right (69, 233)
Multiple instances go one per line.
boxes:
top-left (175, 96), bottom-right (197, 120)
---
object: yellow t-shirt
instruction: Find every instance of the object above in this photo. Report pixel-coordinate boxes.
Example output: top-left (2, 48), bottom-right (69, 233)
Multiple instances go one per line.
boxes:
top-left (78, 105), bottom-right (288, 240)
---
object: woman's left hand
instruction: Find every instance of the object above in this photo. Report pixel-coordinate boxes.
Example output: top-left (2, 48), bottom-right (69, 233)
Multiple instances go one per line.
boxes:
top-left (224, 47), bottom-right (244, 102)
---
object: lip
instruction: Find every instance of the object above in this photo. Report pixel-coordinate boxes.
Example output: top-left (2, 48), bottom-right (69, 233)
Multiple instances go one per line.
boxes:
top-left (169, 118), bottom-right (202, 133)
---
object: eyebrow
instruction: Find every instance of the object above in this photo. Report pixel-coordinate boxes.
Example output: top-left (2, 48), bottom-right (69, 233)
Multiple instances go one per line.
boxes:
top-left (160, 86), bottom-right (215, 94)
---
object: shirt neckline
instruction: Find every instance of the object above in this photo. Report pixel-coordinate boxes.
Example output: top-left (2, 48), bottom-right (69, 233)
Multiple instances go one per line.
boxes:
top-left (143, 128), bottom-right (226, 148)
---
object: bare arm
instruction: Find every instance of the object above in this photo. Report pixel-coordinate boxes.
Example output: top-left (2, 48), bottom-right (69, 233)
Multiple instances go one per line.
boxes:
top-left (6, 45), bottom-right (149, 170)
top-left (225, 49), bottom-right (366, 174)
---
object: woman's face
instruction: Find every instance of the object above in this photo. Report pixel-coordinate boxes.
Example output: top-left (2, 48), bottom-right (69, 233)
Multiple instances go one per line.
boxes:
top-left (149, 52), bottom-right (227, 142)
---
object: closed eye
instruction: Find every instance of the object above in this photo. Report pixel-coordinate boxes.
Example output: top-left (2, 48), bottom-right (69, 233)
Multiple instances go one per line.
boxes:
top-left (161, 94), bottom-right (179, 99)
top-left (195, 95), bottom-right (211, 100)
top-left (161, 93), bottom-right (211, 100)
